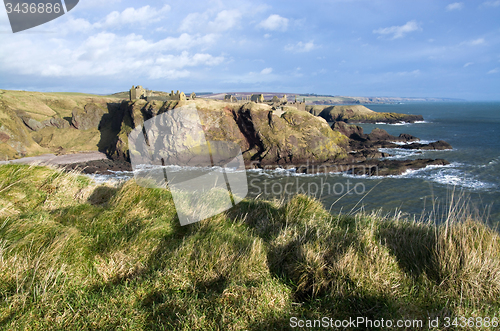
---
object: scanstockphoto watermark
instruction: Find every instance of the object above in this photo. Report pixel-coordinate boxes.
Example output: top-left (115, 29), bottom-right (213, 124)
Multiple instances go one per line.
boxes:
top-left (290, 316), bottom-right (426, 329)
top-left (249, 177), bottom-right (367, 197)
top-left (247, 161), bottom-right (374, 197)
top-left (3, 0), bottom-right (79, 33)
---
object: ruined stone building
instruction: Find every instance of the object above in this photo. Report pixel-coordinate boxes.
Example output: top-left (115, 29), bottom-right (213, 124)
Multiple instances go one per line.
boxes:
top-left (129, 86), bottom-right (187, 102)
top-left (251, 94), bottom-right (264, 103)
top-left (169, 90), bottom-right (186, 101)
top-left (224, 95), bottom-right (238, 103)
top-left (130, 86), bottom-right (151, 101)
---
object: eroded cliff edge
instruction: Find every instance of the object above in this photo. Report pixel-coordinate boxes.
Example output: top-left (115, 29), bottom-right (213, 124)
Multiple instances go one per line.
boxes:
top-left (0, 90), bottom-right (451, 176)
top-left (107, 99), bottom-right (348, 166)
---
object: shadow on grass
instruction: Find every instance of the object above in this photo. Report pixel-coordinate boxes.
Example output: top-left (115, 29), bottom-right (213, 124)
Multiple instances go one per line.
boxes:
top-left (87, 185), bottom-right (119, 206)
top-left (376, 223), bottom-right (439, 281)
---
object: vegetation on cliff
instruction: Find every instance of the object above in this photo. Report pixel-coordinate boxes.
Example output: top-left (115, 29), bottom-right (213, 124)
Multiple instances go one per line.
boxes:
top-left (2, 89), bottom-right (429, 164)
top-left (0, 90), bottom-right (349, 164)
top-left (0, 164), bottom-right (499, 330)
top-left (0, 89), bottom-right (122, 159)
top-left (307, 105), bottom-right (424, 124)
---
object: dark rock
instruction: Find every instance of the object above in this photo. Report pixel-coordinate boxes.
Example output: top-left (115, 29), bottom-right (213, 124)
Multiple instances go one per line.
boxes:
top-left (398, 133), bottom-right (418, 142)
top-left (63, 158), bottom-right (132, 174)
top-left (332, 121), bottom-right (365, 140)
top-left (346, 159), bottom-right (450, 176)
top-left (291, 158), bottom-right (450, 176)
top-left (71, 103), bottom-right (105, 130)
top-left (367, 128), bottom-right (396, 141)
top-left (400, 140), bottom-right (453, 150)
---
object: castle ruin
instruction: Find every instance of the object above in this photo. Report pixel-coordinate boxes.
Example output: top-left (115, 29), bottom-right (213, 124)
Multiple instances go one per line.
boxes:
top-left (251, 94), bottom-right (265, 103)
top-left (129, 86), bottom-right (187, 102)
top-left (130, 86), bottom-right (152, 100)
top-left (224, 94), bottom-right (238, 103)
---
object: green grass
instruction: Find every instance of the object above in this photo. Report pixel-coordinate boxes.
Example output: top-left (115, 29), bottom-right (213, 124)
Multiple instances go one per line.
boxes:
top-left (0, 164), bottom-right (499, 330)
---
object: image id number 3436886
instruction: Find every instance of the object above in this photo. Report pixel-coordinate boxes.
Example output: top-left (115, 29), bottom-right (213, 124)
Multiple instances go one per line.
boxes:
top-left (444, 316), bottom-right (499, 328)
top-left (5, 2), bottom-right (61, 14)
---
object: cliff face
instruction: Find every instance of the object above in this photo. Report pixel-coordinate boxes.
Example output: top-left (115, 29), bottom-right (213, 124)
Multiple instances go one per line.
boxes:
top-left (0, 90), bottom-right (122, 159)
top-left (2, 90), bottom-right (427, 166)
top-left (109, 99), bottom-right (348, 165)
top-left (307, 105), bottom-right (424, 123)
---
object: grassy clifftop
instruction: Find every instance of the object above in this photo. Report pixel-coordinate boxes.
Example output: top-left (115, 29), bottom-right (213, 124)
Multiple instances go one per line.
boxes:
top-left (1, 90), bottom-right (348, 164)
top-left (0, 89), bottom-right (123, 159)
top-left (307, 105), bottom-right (424, 124)
top-left (0, 164), bottom-right (499, 330)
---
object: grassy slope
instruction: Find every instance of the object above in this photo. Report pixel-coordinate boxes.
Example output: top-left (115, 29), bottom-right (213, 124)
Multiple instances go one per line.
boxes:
top-left (0, 165), bottom-right (499, 330)
top-left (0, 90), bottom-right (123, 159)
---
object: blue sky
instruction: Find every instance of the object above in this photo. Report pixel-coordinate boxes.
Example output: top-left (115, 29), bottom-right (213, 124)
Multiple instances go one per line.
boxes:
top-left (0, 0), bottom-right (499, 100)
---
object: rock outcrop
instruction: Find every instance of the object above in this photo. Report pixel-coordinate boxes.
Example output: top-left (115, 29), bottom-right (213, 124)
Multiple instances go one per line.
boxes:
top-left (16, 110), bottom-right (70, 132)
top-left (110, 99), bottom-right (349, 166)
top-left (0, 89), bottom-right (453, 177)
top-left (71, 103), bottom-right (105, 130)
top-left (42, 117), bottom-right (70, 129)
top-left (309, 105), bottom-right (424, 123)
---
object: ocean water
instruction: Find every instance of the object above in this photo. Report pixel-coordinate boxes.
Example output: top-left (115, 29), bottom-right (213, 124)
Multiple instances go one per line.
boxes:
top-left (92, 102), bottom-right (500, 224)
top-left (246, 102), bottom-right (500, 224)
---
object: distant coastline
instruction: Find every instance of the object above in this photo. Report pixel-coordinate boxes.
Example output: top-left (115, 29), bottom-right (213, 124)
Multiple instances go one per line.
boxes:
top-left (199, 92), bottom-right (466, 105)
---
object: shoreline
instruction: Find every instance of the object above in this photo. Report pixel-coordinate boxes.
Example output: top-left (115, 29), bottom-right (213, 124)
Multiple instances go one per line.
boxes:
top-left (0, 151), bottom-right (451, 178)
top-left (0, 152), bottom-right (108, 166)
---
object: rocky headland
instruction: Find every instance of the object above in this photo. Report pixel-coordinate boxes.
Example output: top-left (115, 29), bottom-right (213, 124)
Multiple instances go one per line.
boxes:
top-left (0, 89), bottom-right (452, 177)
top-left (307, 105), bottom-right (424, 124)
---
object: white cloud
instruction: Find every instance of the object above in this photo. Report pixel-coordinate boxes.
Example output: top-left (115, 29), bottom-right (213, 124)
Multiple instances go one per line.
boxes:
top-left (373, 20), bottom-right (422, 39)
top-left (482, 1), bottom-right (500, 7)
top-left (208, 10), bottom-right (242, 32)
top-left (446, 2), bottom-right (464, 11)
top-left (260, 67), bottom-right (273, 75)
top-left (97, 5), bottom-right (171, 28)
top-left (487, 68), bottom-right (500, 74)
top-left (257, 15), bottom-right (289, 32)
top-left (77, 0), bottom-right (122, 9)
top-left (460, 38), bottom-right (486, 46)
top-left (179, 9), bottom-right (241, 33)
top-left (179, 12), bottom-right (209, 33)
top-left (396, 69), bottom-right (421, 76)
top-left (285, 40), bottom-right (317, 52)
top-left (464, 62), bottom-right (474, 67)
top-left (0, 31), bottom-right (224, 80)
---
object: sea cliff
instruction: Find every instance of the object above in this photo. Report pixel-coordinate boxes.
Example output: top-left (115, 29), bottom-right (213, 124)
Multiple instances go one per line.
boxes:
top-left (0, 89), bottom-right (450, 176)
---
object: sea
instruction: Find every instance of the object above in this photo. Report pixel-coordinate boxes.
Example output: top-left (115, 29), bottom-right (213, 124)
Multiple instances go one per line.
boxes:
top-left (91, 102), bottom-right (500, 225)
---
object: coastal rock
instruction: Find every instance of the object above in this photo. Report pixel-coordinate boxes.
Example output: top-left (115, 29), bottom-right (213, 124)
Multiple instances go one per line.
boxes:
top-left (71, 103), bottom-right (105, 130)
top-left (346, 159), bottom-right (450, 176)
top-left (346, 128), bottom-right (420, 150)
top-left (111, 99), bottom-right (349, 166)
top-left (63, 158), bottom-right (132, 174)
top-left (18, 113), bottom-right (44, 131)
top-left (332, 121), bottom-right (364, 140)
top-left (42, 117), bottom-right (70, 129)
top-left (313, 105), bottom-right (424, 123)
top-left (400, 140), bottom-right (452, 150)
top-left (293, 158), bottom-right (450, 176)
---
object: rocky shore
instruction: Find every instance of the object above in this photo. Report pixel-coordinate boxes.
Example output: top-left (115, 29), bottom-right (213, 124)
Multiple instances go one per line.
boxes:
top-left (0, 90), bottom-right (453, 178)
top-left (61, 121), bottom-right (452, 178)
